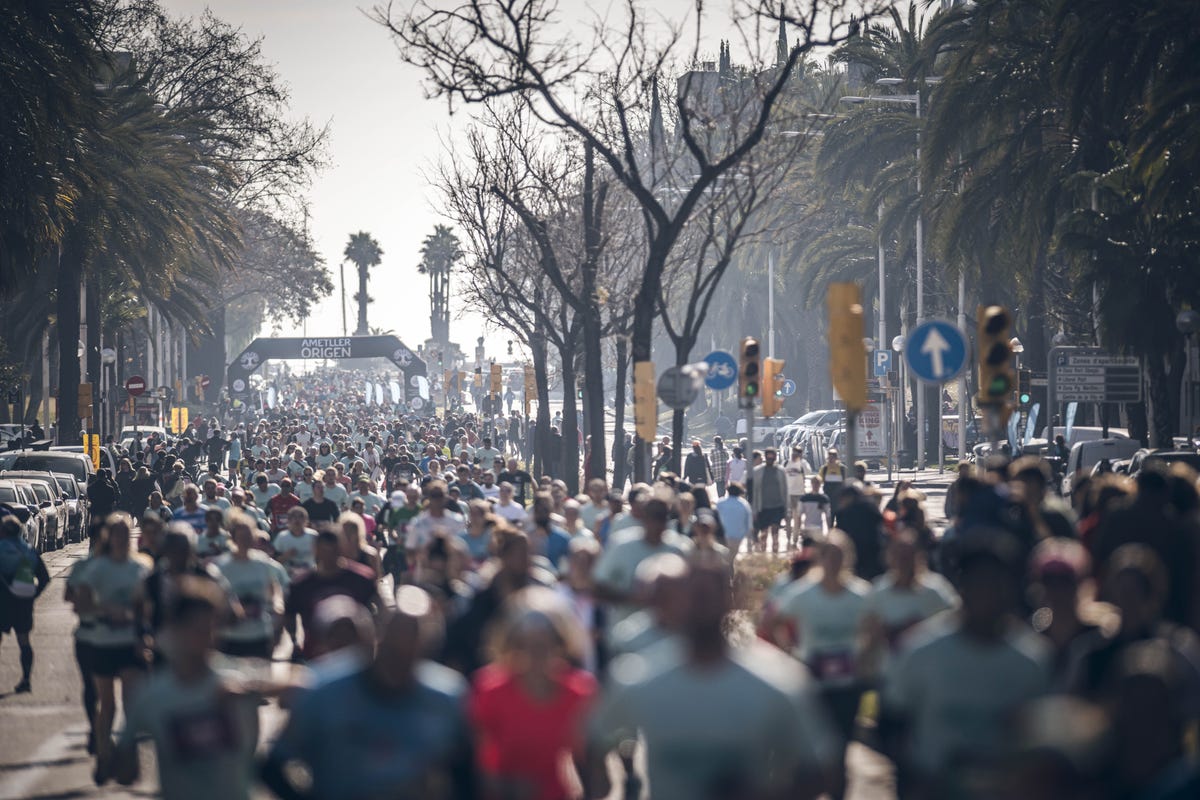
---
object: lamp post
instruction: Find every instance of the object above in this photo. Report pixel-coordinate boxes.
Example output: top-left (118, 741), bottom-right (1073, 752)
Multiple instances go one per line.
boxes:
top-left (841, 76), bottom-right (941, 469)
top-left (892, 334), bottom-right (906, 471)
top-left (1177, 311), bottom-right (1200, 440)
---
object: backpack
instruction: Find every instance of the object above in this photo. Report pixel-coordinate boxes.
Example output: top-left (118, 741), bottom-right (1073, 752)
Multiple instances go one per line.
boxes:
top-left (0, 540), bottom-right (36, 598)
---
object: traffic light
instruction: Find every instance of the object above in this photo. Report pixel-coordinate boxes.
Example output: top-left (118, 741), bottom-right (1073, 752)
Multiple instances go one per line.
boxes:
top-left (78, 382), bottom-right (93, 420)
top-left (976, 305), bottom-right (1016, 406)
top-left (490, 362), bottom-right (502, 395)
top-left (827, 283), bottom-right (867, 412)
top-left (1018, 369), bottom-right (1032, 407)
top-left (738, 337), bottom-right (761, 408)
top-left (761, 358), bottom-right (785, 417)
top-left (633, 361), bottom-right (657, 441)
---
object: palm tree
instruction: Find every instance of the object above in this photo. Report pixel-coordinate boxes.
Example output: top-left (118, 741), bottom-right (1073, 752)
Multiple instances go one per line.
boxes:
top-left (418, 225), bottom-right (463, 347)
top-left (343, 232), bottom-right (383, 336)
top-left (0, 0), bottom-right (99, 290)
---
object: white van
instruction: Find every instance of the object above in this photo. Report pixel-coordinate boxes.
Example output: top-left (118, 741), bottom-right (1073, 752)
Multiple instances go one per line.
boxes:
top-left (1062, 438), bottom-right (1143, 496)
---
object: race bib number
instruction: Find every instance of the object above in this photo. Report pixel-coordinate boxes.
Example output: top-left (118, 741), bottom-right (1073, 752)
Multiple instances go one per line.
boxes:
top-left (811, 650), bottom-right (856, 682)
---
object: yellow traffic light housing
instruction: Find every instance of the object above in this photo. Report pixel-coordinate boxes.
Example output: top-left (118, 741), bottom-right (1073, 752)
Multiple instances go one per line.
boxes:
top-left (827, 283), bottom-right (867, 413)
top-left (976, 305), bottom-right (1016, 406)
top-left (761, 358), bottom-right (785, 417)
top-left (633, 361), bottom-right (657, 441)
top-left (738, 337), bottom-right (761, 409)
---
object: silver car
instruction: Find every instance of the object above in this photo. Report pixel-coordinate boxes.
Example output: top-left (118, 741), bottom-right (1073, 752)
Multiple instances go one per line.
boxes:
top-left (0, 480), bottom-right (44, 550)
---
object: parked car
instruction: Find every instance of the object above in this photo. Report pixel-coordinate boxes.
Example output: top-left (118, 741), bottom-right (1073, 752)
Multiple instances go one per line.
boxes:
top-left (1062, 438), bottom-right (1143, 496)
top-left (1, 449), bottom-right (97, 495)
top-left (9, 477), bottom-right (67, 550)
top-left (1127, 448), bottom-right (1200, 477)
top-left (3, 470), bottom-right (80, 545)
top-left (0, 479), bottom-right (43, 549)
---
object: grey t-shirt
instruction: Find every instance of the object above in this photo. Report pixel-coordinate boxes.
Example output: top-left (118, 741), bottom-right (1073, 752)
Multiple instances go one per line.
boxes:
top-left (591, 641), bottom-right (838, 798)
top-left (119, 668), bottom-right (259, 800)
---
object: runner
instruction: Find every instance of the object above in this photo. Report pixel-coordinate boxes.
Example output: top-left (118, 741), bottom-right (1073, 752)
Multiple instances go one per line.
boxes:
top-left (747, 447), bottom-right (788, 553)
top-left (0, 514), bottom-right (51, 693)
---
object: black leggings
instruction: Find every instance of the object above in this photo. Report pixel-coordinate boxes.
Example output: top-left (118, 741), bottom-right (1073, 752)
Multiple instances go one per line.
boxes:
top-left (75, 639), bottom-right (98, 733)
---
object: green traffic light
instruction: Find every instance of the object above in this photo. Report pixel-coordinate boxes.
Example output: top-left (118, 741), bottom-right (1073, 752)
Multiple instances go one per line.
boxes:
top-left (746, 383), bottom-right (758, 396)
top-left (987, 376), bottom-right (1011, 396)
top-left (1020, 393), bottom-right (1031, 404)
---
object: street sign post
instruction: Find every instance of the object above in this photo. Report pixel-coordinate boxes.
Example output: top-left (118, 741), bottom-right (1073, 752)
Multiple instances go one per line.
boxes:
top-left (873, 350), bottom-right (893, 377)
top-left (903, 320), bottom-right (968, 384)
top-left (124, 376), bottom-right (147, 397)
top-left (703, 350), bottom-right (738, 391)
top-left (657, 364), bottom-right (704, 411)
top-left (1048, 347), bottom-right (1143, 447)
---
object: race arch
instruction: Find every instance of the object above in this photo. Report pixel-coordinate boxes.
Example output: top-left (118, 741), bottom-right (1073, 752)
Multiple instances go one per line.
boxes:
top-left (226, 335), bottom-right (429, 410)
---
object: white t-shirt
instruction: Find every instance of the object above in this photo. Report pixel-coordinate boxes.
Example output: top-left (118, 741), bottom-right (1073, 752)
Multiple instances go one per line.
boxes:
top-left (776, 577), bottom-right (871, 685)
top-left (785, 458), bottom-right (811, 496)
top-left (493, 501), bottom-right (528, 526)
top-left (404, 510), bottom-right (467, 551)
top-left (272, 528), bottom-right (318, 572)
top-left (480, 484), bottom-right (501, 501)
top-left (321, 483), bottom-right (349, 511)
top-left (727, 457), bottom-right (747, 483)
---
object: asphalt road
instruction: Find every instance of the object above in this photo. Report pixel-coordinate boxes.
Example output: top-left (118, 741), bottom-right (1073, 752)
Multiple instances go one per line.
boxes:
top-left (0, 538), bottom-right (901, 800)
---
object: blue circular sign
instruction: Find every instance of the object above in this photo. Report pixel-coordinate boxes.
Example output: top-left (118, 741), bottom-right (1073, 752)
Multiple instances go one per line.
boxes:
top-left (780, 378), bottom-right (797, 397)
top-left (903, 319), bottom-right (968, 384)
top-left (703, 350), bottom-right (738, 390)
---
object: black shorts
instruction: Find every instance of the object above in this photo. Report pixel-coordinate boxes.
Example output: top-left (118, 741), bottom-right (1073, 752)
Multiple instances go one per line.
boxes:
top-left (755, 507), bottom-right (787, 530)
top-left (90, 644), bottom-right (146, 678)
top-left (218, 638), bottom-right (274, 660)
top-left (0, 595), bottom-right (34, 634)
top-left (75, 638), bottom-right (96, 675)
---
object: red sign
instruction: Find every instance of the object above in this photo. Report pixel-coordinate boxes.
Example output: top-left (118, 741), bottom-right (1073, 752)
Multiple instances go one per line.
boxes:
top-left (125, 375), bottom-right (147, 396)
top-left (199, 375), bottom-right (212, 388)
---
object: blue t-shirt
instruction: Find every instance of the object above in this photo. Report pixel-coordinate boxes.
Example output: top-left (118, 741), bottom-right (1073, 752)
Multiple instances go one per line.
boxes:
top-left (0, 538), bottom-right (36, 583)
top-left (269, 664), bottom-right (473, 800)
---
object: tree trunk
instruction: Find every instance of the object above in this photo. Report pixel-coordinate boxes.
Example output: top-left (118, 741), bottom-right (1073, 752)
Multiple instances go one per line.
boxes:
top-left (612, 337), bottom-right (629, 488)
top-left (57, 239), bottom-right (83, 445)
top-left (86, 270), bottom-right (101, 437)
top-left (1145, 350), bottom-right (1183, 448)
top-left (559, 334), bottom-right (581, 495)
top-left (531, 329), bottom-right (551, 478)
top-left (356, 264), bottom-right (369, 335)
top-left (629, 260), bottom-right (660, 483)
top-left (581, 308), bottom-right (606, 486)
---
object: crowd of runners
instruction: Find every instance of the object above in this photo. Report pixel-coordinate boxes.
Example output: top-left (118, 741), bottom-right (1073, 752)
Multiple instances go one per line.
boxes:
top-left (2, 370), bottom-right (1200, 800)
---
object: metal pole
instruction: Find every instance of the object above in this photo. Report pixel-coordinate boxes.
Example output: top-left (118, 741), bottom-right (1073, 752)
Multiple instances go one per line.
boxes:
top-left (878, 204), bottom-right (889, 482)
top-left (915, 91), bottom-right (926, 471)
top-left (938, 389), bottom-right (944, 473)
top-left (41, 329), bottom-right (50, 439)
top-left (768, 253), bottom-right (776, 359)
top-left (846, 412), bottom-right (858, 474)
top-left (958, 272), bottom-right (968, 463)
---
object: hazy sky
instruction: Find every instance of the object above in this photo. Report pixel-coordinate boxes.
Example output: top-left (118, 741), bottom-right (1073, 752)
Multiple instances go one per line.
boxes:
top-left (161, 0), bottom-right (766, 360)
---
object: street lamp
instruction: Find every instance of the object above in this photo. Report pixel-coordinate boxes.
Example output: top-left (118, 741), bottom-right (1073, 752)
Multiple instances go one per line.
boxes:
top-left (840, 86), bottom-right (933, 467)
top-left (1178, 311), bottom-right (1200, 438)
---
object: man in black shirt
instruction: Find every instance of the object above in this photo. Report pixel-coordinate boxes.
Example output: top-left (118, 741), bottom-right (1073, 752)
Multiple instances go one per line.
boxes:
top-left (205, 429), bottom-right (228, 476)
top-left (301, 480), bottom-right (340, 525)
top-left (496, 458), bottom-right (534, 507)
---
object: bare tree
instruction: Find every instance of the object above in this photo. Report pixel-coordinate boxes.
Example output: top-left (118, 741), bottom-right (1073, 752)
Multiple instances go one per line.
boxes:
top-left (376, 0), bottom-right (881, 477)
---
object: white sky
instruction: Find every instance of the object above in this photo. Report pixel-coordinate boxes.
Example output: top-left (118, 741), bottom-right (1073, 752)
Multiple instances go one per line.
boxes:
top-left (162, 0), bottom-right (779, 360)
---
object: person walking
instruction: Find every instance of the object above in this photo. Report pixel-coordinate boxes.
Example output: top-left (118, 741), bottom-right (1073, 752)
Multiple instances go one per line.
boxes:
top-left (682, 440), bottom-right (713, 488)
top-left (747, 448), bottom-right (789, 553)
top-left (0, 514), bottom-right (51, 693)
top-left (709, 436), bottom-right (728, 497)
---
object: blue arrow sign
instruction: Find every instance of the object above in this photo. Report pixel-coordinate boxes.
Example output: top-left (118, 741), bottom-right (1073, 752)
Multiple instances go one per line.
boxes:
top-left (703, 350), bottom-right (738, 390)
top-left (903, 319), bottom-right (968, 384)
top-left (780, 378), bottom-right (797, 397)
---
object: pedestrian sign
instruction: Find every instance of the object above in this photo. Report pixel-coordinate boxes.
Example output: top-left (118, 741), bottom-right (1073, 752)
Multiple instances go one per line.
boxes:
top-left (904, 319), bottom-right (968, 384)
top-left (703, 350), bottom-right (738, 391)
top-left (779, 378), bottom-right (797, 397)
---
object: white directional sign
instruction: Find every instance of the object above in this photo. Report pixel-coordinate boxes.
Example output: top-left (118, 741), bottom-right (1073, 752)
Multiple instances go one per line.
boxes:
top-left (855, 403), bottom-right (886, 457)
top-left (1050, 348), bottom-right (1142, 403)
top-left (903, 320), bottom-right (968, 384)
